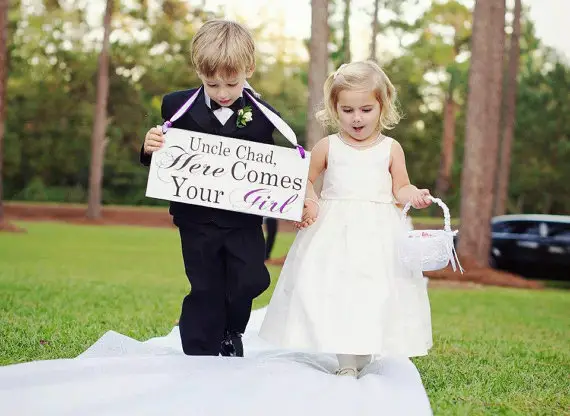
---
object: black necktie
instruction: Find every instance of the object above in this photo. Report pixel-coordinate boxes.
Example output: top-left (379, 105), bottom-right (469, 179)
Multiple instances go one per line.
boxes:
top-left (210, 96), bottom-right (244, 112)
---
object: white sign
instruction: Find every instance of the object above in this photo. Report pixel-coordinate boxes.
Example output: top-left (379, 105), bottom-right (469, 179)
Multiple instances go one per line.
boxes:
top-left (145, 128), bottom-right (311, 221)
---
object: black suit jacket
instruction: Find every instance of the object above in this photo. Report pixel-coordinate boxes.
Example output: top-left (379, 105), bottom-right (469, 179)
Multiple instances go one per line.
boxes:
top-left (140, 87), bottom-right (279, 228)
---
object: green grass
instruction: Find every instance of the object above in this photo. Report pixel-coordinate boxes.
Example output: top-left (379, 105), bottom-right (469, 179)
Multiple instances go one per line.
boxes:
top-left (416, 289), bottom-right (569, 415)
top-left (6, 200), bottom-right (456, 224)
top-left (0, 222), bottom-right (294, 364)
top-left (1, 222), bottom-right (568, 415)
top-left (5, 200), bottom-right (169, 211)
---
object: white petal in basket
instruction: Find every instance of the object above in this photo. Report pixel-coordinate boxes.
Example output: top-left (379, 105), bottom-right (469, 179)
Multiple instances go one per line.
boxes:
top-left (398, 196), bottom-right (464, 273)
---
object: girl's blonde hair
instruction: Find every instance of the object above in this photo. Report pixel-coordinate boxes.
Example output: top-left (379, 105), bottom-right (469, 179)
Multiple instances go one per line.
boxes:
top-left (316, 61), bottom-right (401, 132)
top-left (191, 20), bottom-right (255, 78)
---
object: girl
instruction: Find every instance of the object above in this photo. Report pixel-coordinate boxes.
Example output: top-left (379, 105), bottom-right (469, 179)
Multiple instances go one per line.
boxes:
top-left (258, 61), bottom-right (433, 377)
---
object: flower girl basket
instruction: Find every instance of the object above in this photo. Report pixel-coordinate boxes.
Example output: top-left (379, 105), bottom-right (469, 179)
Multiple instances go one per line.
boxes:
top-left (398, 196), bottom-right (464, 273)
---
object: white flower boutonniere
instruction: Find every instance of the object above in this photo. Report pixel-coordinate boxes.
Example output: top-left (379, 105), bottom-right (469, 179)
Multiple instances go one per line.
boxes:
top-left (236, 105), bottom-right (253, 128)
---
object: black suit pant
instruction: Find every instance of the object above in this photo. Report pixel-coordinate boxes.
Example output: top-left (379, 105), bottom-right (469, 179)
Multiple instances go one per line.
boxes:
top-left (177, 222), bottom-right (270, 356)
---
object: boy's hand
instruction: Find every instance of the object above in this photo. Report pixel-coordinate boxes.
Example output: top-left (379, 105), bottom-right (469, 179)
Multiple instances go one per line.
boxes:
top-left (410, 189), bottom-right (432, 209)
top-left (144, 125), bottom-right (165, 155)
top-left (294, 199), bottom-right (319, 230)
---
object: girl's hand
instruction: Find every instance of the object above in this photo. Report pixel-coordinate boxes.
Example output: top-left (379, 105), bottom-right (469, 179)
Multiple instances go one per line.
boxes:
top-left (410, 189), bottom-right (432, 209)
top-left (144, 125), bottom-right (165, 155)
top-left (294, 199), bottom-right (319, 230)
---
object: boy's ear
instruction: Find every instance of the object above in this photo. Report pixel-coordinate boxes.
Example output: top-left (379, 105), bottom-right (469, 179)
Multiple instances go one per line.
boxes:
top-left (245, 64), bottom-right (255, 78)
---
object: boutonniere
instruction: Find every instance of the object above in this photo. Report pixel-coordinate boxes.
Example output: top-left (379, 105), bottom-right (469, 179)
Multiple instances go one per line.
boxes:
top-left (236, 105), bottom-right (253, 128)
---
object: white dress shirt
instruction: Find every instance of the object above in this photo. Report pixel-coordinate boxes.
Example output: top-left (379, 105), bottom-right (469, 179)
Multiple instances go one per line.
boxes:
top-left (204, 91), bottom-right (242, 126)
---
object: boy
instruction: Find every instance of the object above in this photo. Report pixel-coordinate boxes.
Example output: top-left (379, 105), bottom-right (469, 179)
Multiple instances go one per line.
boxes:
top-left (141, 20), bottom-right (281, 357)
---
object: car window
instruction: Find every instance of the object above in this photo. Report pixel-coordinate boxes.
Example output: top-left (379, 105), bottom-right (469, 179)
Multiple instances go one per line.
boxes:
top-left (492, 222), bottom-right (511, 233)
top-left (548, 223), bottom-right (570, 241)
top-left (493, 221), bottom-right (541, 235)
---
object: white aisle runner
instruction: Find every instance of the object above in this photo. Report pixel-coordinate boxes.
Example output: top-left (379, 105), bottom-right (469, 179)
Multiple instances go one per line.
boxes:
top-left (0, 309), bottom-right (432, 415)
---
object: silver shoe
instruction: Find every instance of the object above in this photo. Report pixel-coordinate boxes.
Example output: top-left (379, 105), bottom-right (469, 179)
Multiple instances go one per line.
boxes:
top-left (334, 367), bottom-right (358, 377)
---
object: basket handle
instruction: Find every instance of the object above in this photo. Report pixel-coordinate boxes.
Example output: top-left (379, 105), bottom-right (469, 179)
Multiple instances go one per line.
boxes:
top-left (402, 196), bottom-right (452, 232)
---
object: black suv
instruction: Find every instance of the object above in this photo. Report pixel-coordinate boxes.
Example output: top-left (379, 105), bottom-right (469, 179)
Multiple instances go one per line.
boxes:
top-left (490, 214), bottom-right (570, 279)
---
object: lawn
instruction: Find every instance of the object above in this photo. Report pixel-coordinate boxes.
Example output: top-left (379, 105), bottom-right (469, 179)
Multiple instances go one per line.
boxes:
top-left (0, 222), bottom-right (568, 415)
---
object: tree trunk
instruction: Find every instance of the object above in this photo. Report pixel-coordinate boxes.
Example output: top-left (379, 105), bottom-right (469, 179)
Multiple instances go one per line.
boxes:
top-left (494, 0), bottom-right (521, 216)
top-left (478, 0), bottom-right (505, 260)
top-left (458, 0), bottom-right (505, 267)
top-left (0, 0), bottom-right (9, 223)
top-left (435, 83), bottom-right (457, 199)
top-left (369, 0), bottom-right (380, 61)
top-left (306, 0), bottom-right (329, 150)
top-left (458, 0), bottom-right (492, 264)
top-left (342, 0), bottom-right (351, 63)
top-left (87, 0), bottom-right (113, 219)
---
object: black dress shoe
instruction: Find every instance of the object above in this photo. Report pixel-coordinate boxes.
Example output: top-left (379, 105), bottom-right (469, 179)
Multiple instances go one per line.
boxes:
top-left (220, 331), bottom-right (244, 357)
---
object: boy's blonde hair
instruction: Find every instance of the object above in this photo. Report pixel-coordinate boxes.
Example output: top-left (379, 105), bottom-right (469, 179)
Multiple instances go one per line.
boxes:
top-left (316, 61), bottom-right (401, 132)
top-left (191, 19), bottom-right (256, 78)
